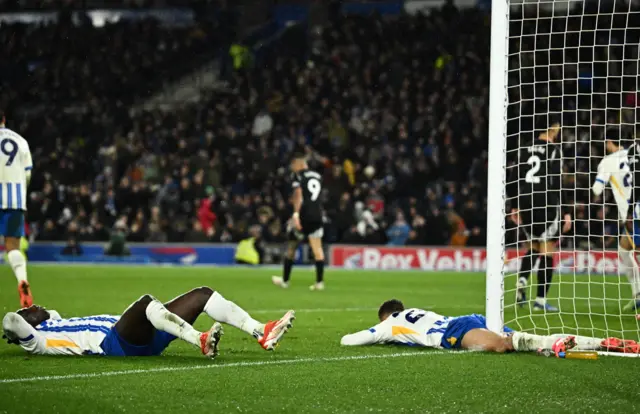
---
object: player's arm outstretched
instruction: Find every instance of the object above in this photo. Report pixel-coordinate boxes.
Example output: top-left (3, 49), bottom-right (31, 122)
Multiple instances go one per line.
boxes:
top-left (341, 325), bottom-right (387, 346)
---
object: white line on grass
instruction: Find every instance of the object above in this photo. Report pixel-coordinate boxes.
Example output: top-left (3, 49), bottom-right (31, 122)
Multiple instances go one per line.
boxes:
top-left (247, 305), bottom-right (473, 314)
top-left (0, 350), bottom-right (471, 385)
top-left (250, 307), bottom-right (379, 314)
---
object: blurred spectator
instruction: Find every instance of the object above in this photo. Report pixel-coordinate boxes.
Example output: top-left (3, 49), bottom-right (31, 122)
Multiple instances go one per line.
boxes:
top-left (61, 238), bottom-right (83, 256)
top-left (105, 221), bottom-right (130, 256)
top-left (147, 222), bottom-right (168, 243)
top-left (386, 211), bottom-right (411, 246)
top-left (185, 221), bottom-right (209, 243)
top-left (252, 108), bottom-right (274, 137)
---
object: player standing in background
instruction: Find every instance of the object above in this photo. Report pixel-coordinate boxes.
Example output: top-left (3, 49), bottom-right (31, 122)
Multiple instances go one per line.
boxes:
top-left (272, 153), bottom-right (326, 290)
top-left (592, 131), bottom-right (640, 311)
top-left (0, 110), bottom-right (33, 308)
top-left (508, 123), bottom-right (571, 312)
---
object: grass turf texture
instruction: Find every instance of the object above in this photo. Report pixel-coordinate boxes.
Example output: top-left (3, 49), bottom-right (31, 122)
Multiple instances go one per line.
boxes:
top-left (0, 266), bottom-right (638, 413)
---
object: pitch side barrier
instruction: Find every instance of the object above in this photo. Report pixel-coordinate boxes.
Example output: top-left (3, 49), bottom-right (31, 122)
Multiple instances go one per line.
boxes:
top-left (0, 242), bottom-right (308, 266)
top-left (330, 245), bottom-right (621, 274)
top-left (1, 242), bottom-right (621, 274)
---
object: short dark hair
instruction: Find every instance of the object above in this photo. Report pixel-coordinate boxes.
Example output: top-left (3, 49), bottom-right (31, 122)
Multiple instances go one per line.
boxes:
top-left (291, 152), bottom-right (307, 162)
top-left (0, 109), bottom-right (4, 123)
top-left (378, 299), bottom-right (405, 320)
top-left (606, 126), bottom-right (634, 148)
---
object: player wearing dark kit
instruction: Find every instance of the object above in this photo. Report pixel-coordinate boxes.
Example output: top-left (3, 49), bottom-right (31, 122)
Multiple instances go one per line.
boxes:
top-left (272, 153), bottom-right (326, 290)
top-left (507, 123), bottom-right (571, 312)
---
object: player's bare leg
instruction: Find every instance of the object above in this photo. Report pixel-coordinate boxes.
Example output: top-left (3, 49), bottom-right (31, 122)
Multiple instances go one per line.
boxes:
top-left (462, 329), bottom-right (604, 355)
top-left (460, 328), bottom-right (514, 353)
top-left (166, 287), bottom-right (295, 351)
top-left (308, 236), bottom-right (325, 291)
top-left (533, 240), bottom-right (558, 312)
top-left (6, 236), bottom-right (31, 308)
top-left (619, 233), bottom-right (640, 311)
top-left (272, 241), bottom-right (298, 288)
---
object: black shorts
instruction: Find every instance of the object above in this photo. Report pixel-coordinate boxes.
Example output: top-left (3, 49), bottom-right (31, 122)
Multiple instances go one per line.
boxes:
top-left (287, 219), bottom-right (324, 241)
top-left (519, 206), bottom-right (560, 242)
top-left (301, 219), bottom-right (324, 238)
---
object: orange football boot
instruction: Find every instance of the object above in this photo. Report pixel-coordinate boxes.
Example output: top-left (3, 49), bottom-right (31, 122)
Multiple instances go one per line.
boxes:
top-left (601, 337), bottom-right (640, 354)
top-left (258, 310), bottom-right (296, 350)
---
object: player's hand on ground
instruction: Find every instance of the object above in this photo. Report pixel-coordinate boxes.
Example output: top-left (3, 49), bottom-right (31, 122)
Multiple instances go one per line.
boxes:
top-left (562, 214), bottom-right (572, 233)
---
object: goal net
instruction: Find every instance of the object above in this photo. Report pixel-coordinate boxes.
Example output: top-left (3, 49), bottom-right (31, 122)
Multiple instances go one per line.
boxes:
top-left (486, 0), bottom-right (640, 348)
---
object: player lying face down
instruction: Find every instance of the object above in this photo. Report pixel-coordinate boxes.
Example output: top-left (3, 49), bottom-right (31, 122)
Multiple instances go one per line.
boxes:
top-left (340, 299), bottom-right (638, 355)
top-left (2, 287), bottom-right (295, 357)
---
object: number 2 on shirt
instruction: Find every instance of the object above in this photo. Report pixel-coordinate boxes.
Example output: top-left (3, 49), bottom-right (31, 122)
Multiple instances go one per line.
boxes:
top-left (405, 310), bottom-right (425, 324)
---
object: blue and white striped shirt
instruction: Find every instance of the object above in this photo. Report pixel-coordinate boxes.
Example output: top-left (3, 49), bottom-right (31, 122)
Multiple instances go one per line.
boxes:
top-left (0, 127), bottom-right (32, 211)
top-left (11, 314), bottom-right (120, 356)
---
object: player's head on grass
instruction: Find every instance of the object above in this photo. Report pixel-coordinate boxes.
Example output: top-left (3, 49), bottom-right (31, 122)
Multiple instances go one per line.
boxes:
top-left (290, 152), bottom-right (308, 173)
top-left (16, 305), bottom-right (49, 327)
top-left (378, 299), bottom-right (405, 321)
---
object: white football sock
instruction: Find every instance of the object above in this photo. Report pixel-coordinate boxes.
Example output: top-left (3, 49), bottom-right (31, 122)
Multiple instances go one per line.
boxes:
top-left (511, 332), bottom-right (558, 351)
top-left (512, 332), bottom-right (603, 352)
top-left (7, 250), bottom-right (27, 283)
top-left (619, 247), bottom-right (640, 297)
top-left (568, 335), bottom-right (603, 350)
top-left (204, 291), bottom-right (264, 338)
top-left (145, 298), bottom-right (201, 348)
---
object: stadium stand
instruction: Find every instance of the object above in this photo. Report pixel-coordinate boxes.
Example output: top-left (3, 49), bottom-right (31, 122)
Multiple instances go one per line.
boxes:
top-left (4, 1), bottom-right (635, 248)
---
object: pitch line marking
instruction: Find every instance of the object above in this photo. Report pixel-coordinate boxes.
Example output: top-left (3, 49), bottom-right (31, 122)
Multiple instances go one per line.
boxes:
top-left (0, 350), bottom-right (472, 385)
top-left (249, 305), bottom-right (470, 314)
top-left (250, 307), bottom-right (379, 314)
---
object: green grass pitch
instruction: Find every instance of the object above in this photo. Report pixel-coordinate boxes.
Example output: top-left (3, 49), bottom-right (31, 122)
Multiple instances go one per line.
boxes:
top-left (0, 265), bottom-right (639, 413)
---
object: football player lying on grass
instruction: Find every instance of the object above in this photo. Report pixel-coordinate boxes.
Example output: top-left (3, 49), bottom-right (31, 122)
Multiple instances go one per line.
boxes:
top-left (340, 299), bottom-right (639, 355)
top-left (2, 287), bottom-right (295, 357)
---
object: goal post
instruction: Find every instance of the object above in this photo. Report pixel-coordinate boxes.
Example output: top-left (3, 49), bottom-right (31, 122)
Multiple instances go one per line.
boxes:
top-left (486, 0), bottom-right (640, 351)
top-left (485, 0), bottom-right (509, 334)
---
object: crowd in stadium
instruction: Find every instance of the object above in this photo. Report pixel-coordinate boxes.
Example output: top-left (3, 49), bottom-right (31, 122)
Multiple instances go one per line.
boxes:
top-left (2, 0), bottom-right (638, 249)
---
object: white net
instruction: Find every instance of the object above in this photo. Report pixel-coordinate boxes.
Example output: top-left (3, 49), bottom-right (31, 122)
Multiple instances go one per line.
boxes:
top-left (502, 0), bottom-right (640, 341)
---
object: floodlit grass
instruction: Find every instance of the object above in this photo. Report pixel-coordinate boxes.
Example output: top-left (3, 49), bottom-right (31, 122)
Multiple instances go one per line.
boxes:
top-left (0, 266), bottom-right (638, 413)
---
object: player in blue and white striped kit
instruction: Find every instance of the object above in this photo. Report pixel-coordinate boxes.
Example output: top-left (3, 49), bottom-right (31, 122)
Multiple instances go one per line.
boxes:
top-left (2, 287), bottom-right (295, 357)
top-left (0, 110), bottom-right (33, 308)
top-left (340, 299), bottom-right (637, 354)
top-left (592, 131), bottom-right (640, 311)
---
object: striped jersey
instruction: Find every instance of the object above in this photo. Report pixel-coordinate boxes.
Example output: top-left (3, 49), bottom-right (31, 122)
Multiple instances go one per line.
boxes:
top-left (341, 308), bottom-right (451, 348)
top-left (17, 314), bottom-right (119, 356)
top-left (592, 149), bottom-right (633, 221)
top-left (0, 127), bottom-right (32, 211)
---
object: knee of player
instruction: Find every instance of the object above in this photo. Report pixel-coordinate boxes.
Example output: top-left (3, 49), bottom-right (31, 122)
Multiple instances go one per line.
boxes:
top-left (137, 294), bottom-right (156, 307)
top-left (194, 286), bottom-right (214, 299)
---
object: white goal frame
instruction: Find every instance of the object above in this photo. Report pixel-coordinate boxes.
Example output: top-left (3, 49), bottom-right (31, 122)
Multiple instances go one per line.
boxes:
top-left (485, 0), bottom-right (640, 357)
top-left (486, 0), bottom-right (509, 334)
